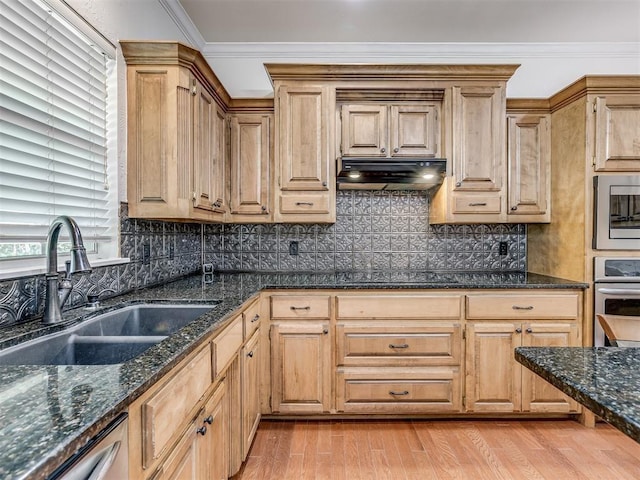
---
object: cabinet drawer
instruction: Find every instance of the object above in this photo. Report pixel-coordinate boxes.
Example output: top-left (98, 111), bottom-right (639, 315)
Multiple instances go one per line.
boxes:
top-left (336, 367), bottom-right (461, 413)
top-left (270, 295), bottom-right (331, 319)
top-left (453, 195), bottom-right (501, 214)
top-left (466, 294), bottom-right (579, 319)
top-left (243, 299), bottom-right (261, 340)
top-left (336, 322), bottom-right (461, 366)
top-left (337, 295), bottom-right (461, 319)
top-left (141, 345), bottom-right (212, 467)
top-left (279, 194), bottom-right (330, 214)
top-left (213, 315), bottom-right (243, 376)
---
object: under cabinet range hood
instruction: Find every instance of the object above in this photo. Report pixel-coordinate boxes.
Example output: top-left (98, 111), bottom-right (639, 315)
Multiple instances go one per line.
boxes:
top-left (337, 158), bottom-right (447, 191)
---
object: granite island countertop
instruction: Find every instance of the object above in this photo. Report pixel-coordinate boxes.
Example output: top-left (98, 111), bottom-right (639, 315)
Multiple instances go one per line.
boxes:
top-left (515, 347), bottom-right (640, 443)
top-left (0, 270), bottom-right (587, 479)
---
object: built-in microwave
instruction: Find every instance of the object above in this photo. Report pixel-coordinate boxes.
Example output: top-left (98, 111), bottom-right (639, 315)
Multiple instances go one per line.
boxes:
top-left (593, 175), bottom-right (640, 250)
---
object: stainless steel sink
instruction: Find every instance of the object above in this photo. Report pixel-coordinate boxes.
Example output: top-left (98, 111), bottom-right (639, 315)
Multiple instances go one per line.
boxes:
top-left (0, 304), bottom-right (216, 365)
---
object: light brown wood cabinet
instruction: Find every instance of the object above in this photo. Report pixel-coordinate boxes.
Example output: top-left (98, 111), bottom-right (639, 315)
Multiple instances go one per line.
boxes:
top-left (592, 95), bottom-right (640, 171)
top-left (430, 83), bottom-right (512, 224)
top-left (273, 84), bottom-right (336, 222)
top-left (340, 103), bottom-right (440, 158)
top-left (334, 294), bottom-right (463, 414)
top-left (241, 329), bottom-right (261, 458)
top-left (228, 113), bottom-right (272, 221)
top-left (121, 42), bottom-right (227, 222)
top-left (465, 293), bottom-right (581, 414)
top-left (269, 294), bottom-right (332, 413)
top-left (507, 113), bottom-right (551, 222)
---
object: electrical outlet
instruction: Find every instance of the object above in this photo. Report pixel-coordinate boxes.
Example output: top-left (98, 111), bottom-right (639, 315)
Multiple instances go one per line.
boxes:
top-left (142, 243), bottom-right (151, 264)
top-left (499, 241), bottom-right (508, 256)
top-left (289, 240), bottom-right (299, 256)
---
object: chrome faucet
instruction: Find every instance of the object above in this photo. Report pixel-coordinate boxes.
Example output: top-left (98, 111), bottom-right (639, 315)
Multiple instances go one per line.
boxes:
top-left (43, 216), bottom-right (92, 324)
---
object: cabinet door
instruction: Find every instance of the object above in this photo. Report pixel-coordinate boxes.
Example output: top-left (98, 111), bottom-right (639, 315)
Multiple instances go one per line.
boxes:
top-left (521, 323), bottom-right (580, 413)
top-left (390, 104), bottom-right (440, 157)
top-left (241, 330), bottom-right (261, 460)
top-left (154, 418), bottom-right (199, 480)
top-left (270, 321), bottom-right (332, 414)
top-left (507, 114), bottom-right (550, 219)
top-left (593, 95), bottom-right (640, 171)
top-left (465, 322), bottom-right (521, 413)
top-left (212, 106), bottom-right (226, 213)
top-left (451, 85), bottom-right (505, 193)
top-left (229, 114), bottom-right (271, 216)
top-left (193, 79), bottom-right (218, 213)
top-left (199, 381), bottom-right (228, 480)
top-left (341, 104), bottom-right (388, 157)
top-left (278, 86), bottom-right (330, 191)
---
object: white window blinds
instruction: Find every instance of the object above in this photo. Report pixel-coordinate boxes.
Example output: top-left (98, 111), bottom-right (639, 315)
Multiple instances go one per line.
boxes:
top-left (0, 0), bottom-right (115, 255)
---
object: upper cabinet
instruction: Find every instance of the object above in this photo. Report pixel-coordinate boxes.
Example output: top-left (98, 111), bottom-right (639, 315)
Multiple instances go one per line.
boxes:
top-left (271, 81), bottom-right (336, 223)
top-left (122, 41), bottom-right (229, 222)
top-left (340, 103), bottom-right (441, 158)
top-left (506, 104), bottom-right (551, 223)
top-left (592, 95), bottom-right (640, 171)
top-left (227, 112), bottom-right (272, 222)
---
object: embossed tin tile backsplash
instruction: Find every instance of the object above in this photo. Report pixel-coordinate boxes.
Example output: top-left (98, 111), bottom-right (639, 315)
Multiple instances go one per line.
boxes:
top-left (203, 191), bottom-right (526, 272)
top-left (0, 192), bottom-right (526, 326)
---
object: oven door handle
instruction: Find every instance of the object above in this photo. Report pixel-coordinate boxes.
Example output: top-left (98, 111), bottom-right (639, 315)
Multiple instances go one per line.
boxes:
top-left (597, 287), bottom-right (640, 296)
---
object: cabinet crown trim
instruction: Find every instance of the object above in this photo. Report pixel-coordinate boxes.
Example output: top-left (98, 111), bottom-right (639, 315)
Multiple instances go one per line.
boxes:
top-left (266, 63), bottom-right (520, 82)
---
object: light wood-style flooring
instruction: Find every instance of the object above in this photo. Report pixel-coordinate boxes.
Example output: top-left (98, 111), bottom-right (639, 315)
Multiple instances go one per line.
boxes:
top-left (233, 419), bottom-right (640, 480)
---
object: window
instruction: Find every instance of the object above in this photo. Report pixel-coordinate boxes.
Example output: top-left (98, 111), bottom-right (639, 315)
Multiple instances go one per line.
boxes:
top-left (0, 0), bottom-right (117, 273)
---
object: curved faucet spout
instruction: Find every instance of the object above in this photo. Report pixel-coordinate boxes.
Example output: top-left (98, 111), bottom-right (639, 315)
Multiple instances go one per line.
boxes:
top-left (43, 216), bottom-right (92, 324)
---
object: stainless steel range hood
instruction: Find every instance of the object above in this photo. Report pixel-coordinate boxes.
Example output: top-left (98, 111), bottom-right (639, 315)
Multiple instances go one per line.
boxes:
top-left (337, 158), bottom-right (447, 191)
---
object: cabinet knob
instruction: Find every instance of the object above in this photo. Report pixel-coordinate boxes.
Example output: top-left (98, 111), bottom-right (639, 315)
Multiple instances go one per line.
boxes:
top-left (323, 328), bottom-right (329, 335)
top-left (380, 147), bottom-right (386, 153)
top-left (322, 181), bottom-right (327, 187)
top-left (511, 206), bottom-right (518, 211)
top-left (526, 327), bottom-right (533, 333)
top-left (247, 351), bottom-right (254, 358)
top-left (251, 314), bottom-right (260, 323)
top-left (197, 425), bottom-right (207, 436)
top-left (456, 182), bottom-right (462, 187)
top-left (515, 327), bottom-right (522, 334)
top-left (393, 147), bottom-right (399, 153)
top-left (261, 205), bottom-right (267, 212)
top-left (204, 415), bottom-right (213, 425)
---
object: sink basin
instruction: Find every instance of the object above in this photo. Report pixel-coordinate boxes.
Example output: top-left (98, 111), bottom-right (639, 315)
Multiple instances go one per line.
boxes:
top-left (73, 304), bottom-right (216, 337)
top-left (0, 304), bottom-right (216, 365)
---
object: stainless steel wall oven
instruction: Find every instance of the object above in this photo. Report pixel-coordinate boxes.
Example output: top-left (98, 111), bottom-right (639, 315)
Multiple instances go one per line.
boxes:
top-left (594, 257), bottom-right (640, 346)
top-left (593, 175), bottom-right (640, 250)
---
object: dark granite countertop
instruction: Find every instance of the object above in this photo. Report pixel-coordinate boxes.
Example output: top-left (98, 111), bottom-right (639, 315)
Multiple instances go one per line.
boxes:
top-left (0, 270), bottom-right (586, 479)
top-left (515, 347), bottom-right (640, 443)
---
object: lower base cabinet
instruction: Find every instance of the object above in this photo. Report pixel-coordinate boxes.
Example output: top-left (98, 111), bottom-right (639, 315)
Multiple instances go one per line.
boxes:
top-left (465, 321), bottom-right (580, 413)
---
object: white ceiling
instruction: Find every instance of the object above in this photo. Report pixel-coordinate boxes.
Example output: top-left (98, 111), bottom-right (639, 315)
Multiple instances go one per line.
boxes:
top-left (178, 0), bottom-right (640, 43)
top-left (171, 0), bottom-right (640, 98)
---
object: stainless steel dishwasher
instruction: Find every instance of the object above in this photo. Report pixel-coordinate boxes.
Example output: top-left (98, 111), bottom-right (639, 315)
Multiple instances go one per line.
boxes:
top-left (48, 414), bottom-right (128, 480)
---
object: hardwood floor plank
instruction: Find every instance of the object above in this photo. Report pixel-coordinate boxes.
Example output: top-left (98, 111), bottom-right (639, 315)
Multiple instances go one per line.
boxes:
top-left (235, 419), bottom-right (640, 480)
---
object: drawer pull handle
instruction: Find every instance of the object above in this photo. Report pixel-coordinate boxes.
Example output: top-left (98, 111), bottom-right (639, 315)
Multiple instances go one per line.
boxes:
top-left (290, 306), bottom-right (311, 311)
top-left (251, 314), bottom-right (260, 323)
top-left (469, 202), bottom-right (487, 207)
top-left (197, 425), bottom-right (207, 436)
top-left (388, 343), bottom-right (409, 349)
top-left (204, 415), bottom-right (213, 425)
top-left (389, 390), bottom-right (409, 396)
top-left (295, 202), bottom-right (314, 206)
top-left (512, 305), bottom-right (534, 311)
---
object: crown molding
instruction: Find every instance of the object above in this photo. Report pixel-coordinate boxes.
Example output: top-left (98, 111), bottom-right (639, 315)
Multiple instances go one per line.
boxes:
top-left (201, 42), bottom-right (640, 60)
top-left (158, 0), bottom-right (206, 50)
